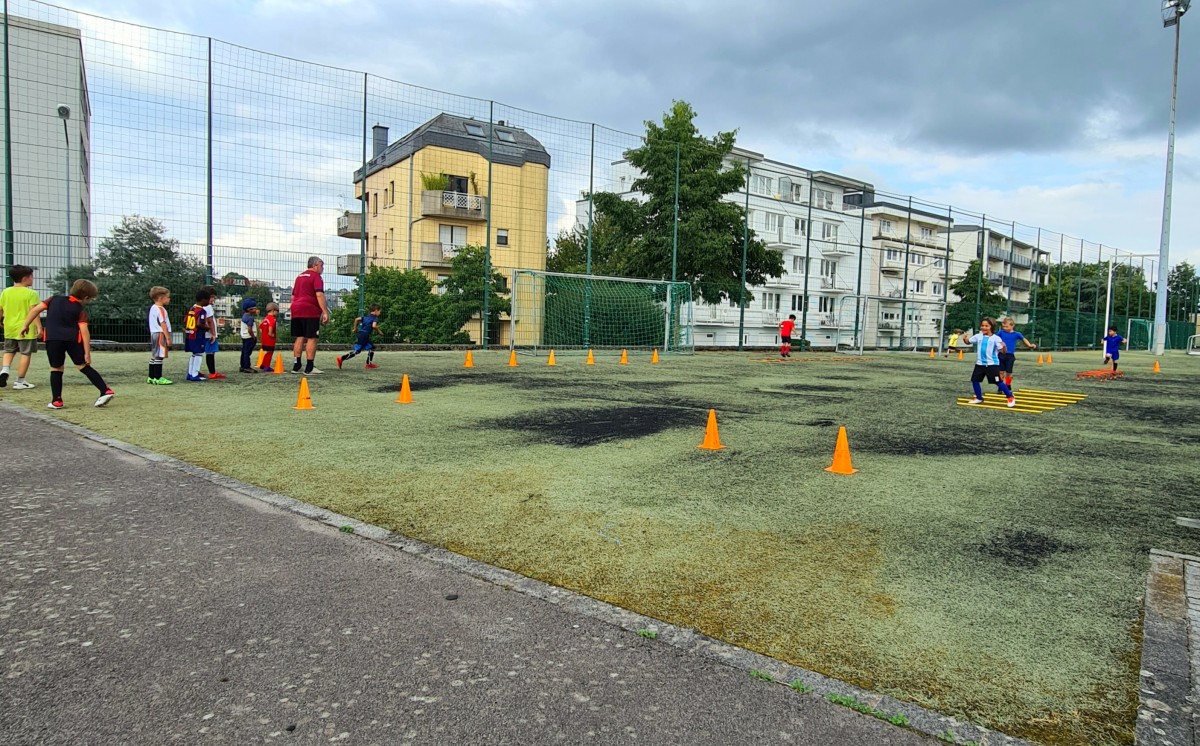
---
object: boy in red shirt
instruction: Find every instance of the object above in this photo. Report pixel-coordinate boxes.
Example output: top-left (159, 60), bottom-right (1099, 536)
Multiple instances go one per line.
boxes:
top-left (779, 314), bottom-right (796, 358)
top-left (258, 302), bottom-right (279, 371)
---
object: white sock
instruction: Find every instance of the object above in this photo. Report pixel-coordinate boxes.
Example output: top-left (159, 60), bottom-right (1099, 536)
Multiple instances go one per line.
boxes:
top-left (0, 366), bottom-right (8, 374)
top-left (16, 377), bottom-right (25, 383)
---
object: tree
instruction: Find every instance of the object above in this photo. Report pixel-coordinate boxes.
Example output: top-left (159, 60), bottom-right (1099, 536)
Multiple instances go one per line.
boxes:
top-left (439, 244), bottom-right (510, 343)
top-left (945, 259), bottom-right (1006, 332)
top-left (326, 266), bottom-right (468, 345)
top-left (1167, 261), bottom-right (1198, 320)
top-left (56, 215), bottom-right (207, 342)
top-left (549, 213), bottom-right (622, 275)
top-left (591, 101), bottom-right (782, 305)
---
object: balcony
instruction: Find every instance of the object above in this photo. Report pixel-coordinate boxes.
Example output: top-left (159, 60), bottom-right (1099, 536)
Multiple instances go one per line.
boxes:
top-left (418, 242), bottom-right (464, 267)
top-left (762, 225), bottom-right (805, 251)
top-left (697, 306), bottom-right (738, 326)
top-left (337, 254), bottom-right (363, 276)
top-left (764, 274), bottom-right (801, 288)
top-left (881, 258), bottom-right (904, 275)
top-left (421, 190), bottom-right (487, 221)
top-left (762, 311), bottom-right (781, 327)
top-left (878, 322), bottom-right (899, 333)
top-left (817, 315), bottom-right (845, 328)
top-left (337, 212), bottom-right (364, 239)
top-left (820, 277), bottom-right (852, 293)
top-left (819, 242), bottom-right (854, 258)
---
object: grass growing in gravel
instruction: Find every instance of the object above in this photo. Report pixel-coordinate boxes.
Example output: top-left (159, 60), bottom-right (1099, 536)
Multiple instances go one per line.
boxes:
top-left (8, 347), bottom-right (1200, 745)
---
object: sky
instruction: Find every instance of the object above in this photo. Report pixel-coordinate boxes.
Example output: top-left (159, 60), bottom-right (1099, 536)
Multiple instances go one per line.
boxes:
top-left (48, 0), bottom-right (1200, 274)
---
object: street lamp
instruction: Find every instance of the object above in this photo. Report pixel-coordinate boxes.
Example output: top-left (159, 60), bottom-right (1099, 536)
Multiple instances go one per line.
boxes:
top-left (57, 104), bottom-right (71, 294)
top-left (1154, 0), bottom-right (1190, 355)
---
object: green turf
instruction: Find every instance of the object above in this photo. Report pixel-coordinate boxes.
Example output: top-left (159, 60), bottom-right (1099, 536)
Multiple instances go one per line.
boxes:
top-left (8, 347), bottom-right (1199, 745)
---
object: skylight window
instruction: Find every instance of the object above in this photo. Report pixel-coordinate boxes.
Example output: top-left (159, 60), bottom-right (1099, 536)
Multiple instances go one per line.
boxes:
top-left (496, 130), bottom-right (516, 143)
top-left (464, 122), bottom-right (485, 137)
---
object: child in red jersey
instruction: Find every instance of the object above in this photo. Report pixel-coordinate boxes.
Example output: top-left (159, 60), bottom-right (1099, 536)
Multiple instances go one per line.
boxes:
top-left (779, 314), bottom-right (796, 358)
top-left (258, 302), bottom-right (279, 371)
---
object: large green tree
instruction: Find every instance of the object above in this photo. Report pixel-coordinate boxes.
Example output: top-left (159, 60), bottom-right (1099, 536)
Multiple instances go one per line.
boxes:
top-left (591, 101), bottom-right (782, 305)
top-left (1167, 261), bottom-right (1198, 320)
top-left (327, 266), bottom-right (467, 345)
top-left (439, 244), bottom-right (510, 344)
top-left (548, 213), bottom-right (622, 275)
top-left (945, 259), bottom-right (1006, 332)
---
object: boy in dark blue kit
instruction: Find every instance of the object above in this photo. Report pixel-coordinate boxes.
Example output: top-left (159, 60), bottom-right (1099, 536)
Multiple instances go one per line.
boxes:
top-left (19, 279), bottom-right (114, 409)
top-left (336, 305), bottom-right (381, 370)
top-left (1102, 327), bottom-right (1125, 372)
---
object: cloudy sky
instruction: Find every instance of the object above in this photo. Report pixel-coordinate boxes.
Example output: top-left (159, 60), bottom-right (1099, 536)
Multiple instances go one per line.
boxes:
top-left (58, 0), bottom-right (1200, 271)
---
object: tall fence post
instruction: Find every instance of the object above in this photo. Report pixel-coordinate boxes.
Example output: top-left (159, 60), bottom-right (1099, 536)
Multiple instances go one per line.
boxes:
top-left (358, 73), bottom-right (367, 317)
top-left (2, 0), bottom-right (12, 287)
top-left (584, 123), bottom-right (594, 349)
top-left (1074, 239), bottom-right (1084, 349)
top-left (975, 215), bottom-right (986, 325)
top-left (205, 37), bottom-right (213, 285)
top-left (799, 175), bottom-right (813, 343)
top-left (737, 158), bottom-right (750, 350)
top-left (672, 142), bottom-right (679, 282)
top-left (1054, 235), bottom-right (1064, 350)
top-left (482, 101), bottom-right (493, 350)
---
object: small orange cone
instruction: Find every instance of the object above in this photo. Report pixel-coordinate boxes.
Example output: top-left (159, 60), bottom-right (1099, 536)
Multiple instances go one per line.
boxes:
top-left (824, 426), bottom-right (858, 475)
top-left (293, 377), bottom-right (314, 410)
top-left (273, 354), bottom-right (284, 374)
top-left (1036, 354), bottom-right (1044, 365)
top-left (547, 350), bottom-right (557, 366)
top-left (257, 350), bottom-right (265, 367)
top-left (586, 349), bottom-right (595, 365)
top-left (697, 409), bottom-right (725, 450)
top-left (1046, 353), bottom-right (1053, 364)
top-left (1153, 360), bottom-right (1160, 374)
top-left (395, 374), bottom-right (413, 404)
top-left (651, 349), bottom-right (660, 364)
top-left (957, 349), bottom-right (964, 361)
top-left (508, 350), bottom-right (518, 367)
top-left (464, 350), bottom-right (474, 368)
top-left (929, 348), bottom-right (936, 358)
top-left (620, 349), bottom-right (629, 365)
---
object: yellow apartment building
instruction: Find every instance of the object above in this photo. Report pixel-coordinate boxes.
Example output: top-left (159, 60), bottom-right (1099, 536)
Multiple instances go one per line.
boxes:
top-left (337, 113), bottom-right (550, 345)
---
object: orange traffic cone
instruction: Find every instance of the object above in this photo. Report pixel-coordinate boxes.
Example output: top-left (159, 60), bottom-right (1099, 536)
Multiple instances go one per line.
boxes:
top-left (620, 349), bottom-right (629, 365)
top-left (547, 350), bottom-right (557, 366)
top-left (1153, 360), bottom-right (1161, 374)
top-left (257, 350), bottom-right (265, 367)
top-left (1046, 353), bottom-right (1053, 364)
top-left (929, 348), bottom-right (936, 358)
top-left (824, 426), bottom-right (858, 475)
top-left (1036, 354), bottom-right (1044, 365)
top-left (586, 349), bottom-right (595, 365)
top-left (508, 350), bottom-right (518, 367)
top-left (957, 349), bottom-right (964, 361)
top-left (651, 349), bottom-right (660, 364)
top-left (464, 350), bottom-right (474, 368)
top-left (395, 374), bottom-right (413, 404)
top-left (293, 377), bottom-right (314, 410)
top-left (273, 354), bottom-right (284, 374)
top-left (697, 409), bottom-right (725, 450)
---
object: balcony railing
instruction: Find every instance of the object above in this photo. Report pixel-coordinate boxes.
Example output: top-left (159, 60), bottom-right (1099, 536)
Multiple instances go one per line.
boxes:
top-left (878, 322), bottom-right (899, 332)
top-left (819, 242), bottom-right (853, 257)
top-left (336, 212), bottom-right (363, 239)
top-left (820, 277), bottom-right (851, 292)
top-left (420, 190), bottom-right (487, 221)
top-left (418, 241), bottom-right (464, 266)
top-left (817, 315), bottom-right (842, 327)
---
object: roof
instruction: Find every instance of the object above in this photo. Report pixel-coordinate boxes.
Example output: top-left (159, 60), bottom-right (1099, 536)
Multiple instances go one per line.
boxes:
top-left (354, 113), bottom-right (550, 182)
top-left (949, 225), bottom-right (1043, 252)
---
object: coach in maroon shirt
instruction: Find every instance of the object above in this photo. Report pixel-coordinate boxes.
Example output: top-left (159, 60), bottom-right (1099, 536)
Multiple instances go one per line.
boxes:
top-left (290, 256), bottom-right (330, 374)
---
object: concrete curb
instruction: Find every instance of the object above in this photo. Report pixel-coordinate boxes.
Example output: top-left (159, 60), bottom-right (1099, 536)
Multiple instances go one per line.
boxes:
top-left (1137, 549), bottom-right (1197, 745)
top-left (1, 401), bottom-right (1041, 746)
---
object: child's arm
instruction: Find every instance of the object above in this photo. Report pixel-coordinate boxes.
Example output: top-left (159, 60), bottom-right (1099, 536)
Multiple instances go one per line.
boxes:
top-left (80, 321), bottom-right (92, 366)
top-left (1021, 336), bottom-right (1036, 349)
top-left (17, 301), bottom-right (48, 336)
top-left (206, 315), bottom-right (217, 338)
top-left (371, 321), bottom-right (379, 333)
top-left (353, 316), bottom-right (362, 333)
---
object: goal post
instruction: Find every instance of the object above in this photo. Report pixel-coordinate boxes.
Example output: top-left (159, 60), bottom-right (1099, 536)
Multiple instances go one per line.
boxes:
top-left (1127, 319), bottom-right (1153, 352)
top-left (509, 270), bottom-right (694, 355)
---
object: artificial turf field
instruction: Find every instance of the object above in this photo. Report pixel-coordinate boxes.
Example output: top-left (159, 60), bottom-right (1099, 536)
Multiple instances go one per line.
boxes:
top-left (7, 347), bottom-right (1200, 745)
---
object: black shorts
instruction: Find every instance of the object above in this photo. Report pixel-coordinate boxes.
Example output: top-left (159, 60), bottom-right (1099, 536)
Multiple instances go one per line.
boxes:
top-left (971, 364), bottom-right (1001, 384)
top-left (781, 336), bottom-right (792, 344)
top-left (998, 353), bottom-right (1015, 373)
top-left (45, 340), bottom-right (86, 368)
top-left (291, 317), bottom-right (320, 339)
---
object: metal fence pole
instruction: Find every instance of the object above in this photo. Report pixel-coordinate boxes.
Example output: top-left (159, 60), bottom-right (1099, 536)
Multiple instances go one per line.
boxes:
top-left (737, 158), bottom-right (749, 351)
top-left (799, 175), bottom-right (813, 343)
top-left (205, 37), bottom-right (213, 285)
top-left (482, 101), bottom-right (494, 350)
top-left (2, 0), bottom-right (12, 287)
top-left (1074, 239), bottom-right (1084, 349)
top-left (358, 73), bottom-right (367, 317)
top-left (672, 142), bottom-right (679, 282)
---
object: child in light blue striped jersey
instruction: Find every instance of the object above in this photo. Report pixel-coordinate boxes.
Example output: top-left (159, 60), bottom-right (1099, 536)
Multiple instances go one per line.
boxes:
top-left (965, 318), bottom-right (1016, 408)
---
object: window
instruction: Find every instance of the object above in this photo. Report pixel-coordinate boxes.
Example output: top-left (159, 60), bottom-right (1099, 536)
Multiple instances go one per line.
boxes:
top-left (496, 229), bottom-right (509, 246)
top-left (760, 292), bottom-right (781, 311)
top-left (881, 311), bottom-right (899, 321)
top-left (388, 181), bottom-right (395, 206)
top-left (815, 188), bottom-right (835, 210)
top-left (791, 295), bottom-right (806, 312)
top-left (885, 249), bottom-right (902, 261)
top-left (435, 274), bottom-right (450, 294)
top-left (932, 282), bottom-right (944, 296)
top-left (932, 256), bottom-right (944, 268)
top-left (448, 175), bottom-right (469, 194)
top-left (790, 183), bottom-right (805, 201)
top-left (372, 192), bottom-right (378, 216)
top-left (496, 130), bottom-right (516, 143)
top-left (879, 219), bottom-right (894, 234)
top-left (764, 212), bottom-right (782, 233)
top-left (920, 226), bottom-right (935, 239)
top-left (439, 224), bottom-right (467, 247)
top-left (464, 122), bottom-right (485, 137)
top-left (818, 297), bottom-right (835, 313)
top-left (910, 280), bottom-right (926, 294)
top-left (820, 259), bottom-right (838, 277)
top-left (989, 237), bottom-right (1002, 251)
top-left (821, 223), bottom-right (838, 241)
top-left (792, 256), bottom-right (808, 274)
top-left (910, 253), bottom-right (926, 265)
top-left (751, 174), bottom-right (773, 195)
top-left (387, 227), bottom-right (395, 255)
top-left (793, 217), bottom-right (807, 237)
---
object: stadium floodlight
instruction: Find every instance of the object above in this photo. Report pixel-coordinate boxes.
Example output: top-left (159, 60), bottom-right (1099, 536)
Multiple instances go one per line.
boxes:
top-left (57, 105), bottom-right (71, 294)
top-left (1153, 0), bottom-right (1189, 355)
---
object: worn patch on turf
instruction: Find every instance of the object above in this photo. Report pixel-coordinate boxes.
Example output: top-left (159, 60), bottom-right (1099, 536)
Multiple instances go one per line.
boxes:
top-left (488, 405), bottom-right (699, 447)
top-left (978, 530), bottom-right (1076, 569)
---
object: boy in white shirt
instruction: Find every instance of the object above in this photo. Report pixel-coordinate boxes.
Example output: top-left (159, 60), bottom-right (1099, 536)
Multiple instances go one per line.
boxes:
top-left (147, 286), bottom-right (173, 385)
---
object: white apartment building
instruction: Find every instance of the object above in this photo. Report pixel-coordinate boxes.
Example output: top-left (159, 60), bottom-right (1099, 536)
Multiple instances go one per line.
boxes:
top-left (946, 226), bottom-right (1051, 321)
top-left (0, 15), bottom-right (92, 297)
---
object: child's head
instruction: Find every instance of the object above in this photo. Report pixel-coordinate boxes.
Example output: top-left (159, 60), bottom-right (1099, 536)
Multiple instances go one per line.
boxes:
top-left (1001, 317), bottom-right (1015, 331)
top-left (788, 314), bottom-right (796, 320)
top-left (953, 328), bottom-right (962, 334)
top-left (200, 286), bottom-right (217, 304)
top-left (9, 264), bottom-right (33, 286)
top-left (70, 279), bottom-right (98, 302)
top-left (266, 302), bottom-right (279, 316)
top-left (370, 304), bottom-right (382, 315)
top-left (195, 288), bottom-right (213, 304)
top-left (150, 286), bottom-right (170, 304)
top-left (241, 298), bottom-right (259, 315)
top-left (1108, 327), bottom-right (1118, 335)
top-left (980, 317), bottom-right (996, 334)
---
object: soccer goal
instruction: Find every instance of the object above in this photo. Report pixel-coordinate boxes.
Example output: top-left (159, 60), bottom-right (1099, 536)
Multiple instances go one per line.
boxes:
top-left (1127, 319), bottom-right (1153, 352)
top-left (833, 294), bottom-right (947, 354)
top-left (509, 270), bottom-right (694, 355)
top-left (1187, 335), bottom-right (1200, 356)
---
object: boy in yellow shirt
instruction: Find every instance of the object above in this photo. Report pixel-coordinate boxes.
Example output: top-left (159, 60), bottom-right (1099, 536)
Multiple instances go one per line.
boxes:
top-left (0, 265), bottom-right (41, 390)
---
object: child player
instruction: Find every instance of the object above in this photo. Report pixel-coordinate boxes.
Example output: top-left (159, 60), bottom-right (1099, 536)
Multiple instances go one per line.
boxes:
top-left (995, 317), bottom-right (1036, 389)
top-left (147, 286), bottom-right (173, 385)
top-left (258, 302), bottom-right (279, 371)
top-left (238, 298), bottom-right (259, 373)
top-left (336, 304), bottom-right (382, 370)
top-left (944, 328), bottom-right (962, 357)
top-left (183, 288), bottom-right (212, 382)
top-left (19, 279), bottom-right (114, 409)
top-left (779, 313), bottom-right (796, 358)
top-left (0, 264), bottom-right (41, 390)
top-left (964, 317), bottom-right (1016, 408)
top-left (1102, 327), bottom-right (1125, 373)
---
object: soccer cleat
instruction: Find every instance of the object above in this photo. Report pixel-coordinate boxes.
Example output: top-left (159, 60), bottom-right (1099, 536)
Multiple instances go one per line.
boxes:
top-left (155, 377), bottom-right (173, 385)
top-left (0, 371), bottom-right (7, 387)
top-left (12, 380), bottom-right (34, 390)
top-left (365, 363), bottom-right (379, 369)
top-left (239, 367), bottom-right (258, 373)
top-left (336, 356), bottom-right (343, 369)
top-left (94, 389), bottom-right (115, 408)
top-left (47, 400), bottom-right (64, 410)
top-left (967, 398), bottom-right (983, 404)
top-left (186, 375), bottom-right (206, 382)
top-left (147, 377), bottom-right (156, 384)
top-left (1007, 398), bottom-right (1016, 408)
top-left (207, 372), bottom-right (227, 380)
top-left (306, 367), bottom-right (323, 375)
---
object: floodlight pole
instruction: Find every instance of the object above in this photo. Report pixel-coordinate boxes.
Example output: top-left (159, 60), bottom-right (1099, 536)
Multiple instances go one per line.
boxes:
top-left (58, 105), bottom-right (71, 294)
top-left (1154, 0), bottom-right (1189, 355)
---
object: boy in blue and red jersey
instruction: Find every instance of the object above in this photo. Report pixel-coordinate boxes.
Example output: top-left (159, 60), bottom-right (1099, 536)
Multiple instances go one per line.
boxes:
top-left (779, 314), bottom-right (796, 358)
top-left (964, 317), bottom-right (1016, 408)
top-left (1102, 327), bottom-right (1125, 372)
top-left (336, 305), bottom-right (382, 370)
top-left (18, 279), bottom-right (114, 409)
top-left (183, 288), bottom-right (213, 382)
top-left (995, 317), bottom-right (1036, 389)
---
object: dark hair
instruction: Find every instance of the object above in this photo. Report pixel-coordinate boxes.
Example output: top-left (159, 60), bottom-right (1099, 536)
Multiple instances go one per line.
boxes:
top-left (788, 314), bottom-right (796, 320)
top-left (8, 264), bottom-right (32, 283)
top-left (195, 288), bottom-right (213, 303)
top-left (70, 279), bottom-right (98, 301)
top-left (1108, 326), bottom-right (1118, 333)
top-left (980, 317), bottom-right (997, 332)
top-left (369, 304), bottom-right (382, 312)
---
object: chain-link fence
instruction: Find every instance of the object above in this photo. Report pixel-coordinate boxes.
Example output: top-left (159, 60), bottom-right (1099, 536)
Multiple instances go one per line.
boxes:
top-left (3, 1), bottom-right (1197, 352)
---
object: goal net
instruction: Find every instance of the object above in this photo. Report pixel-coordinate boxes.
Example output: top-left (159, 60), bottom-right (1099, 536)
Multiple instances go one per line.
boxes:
top-left (509, 270), bottom-right (694, 354)
top-left (1127, 319), bottom-right (1153, 351)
